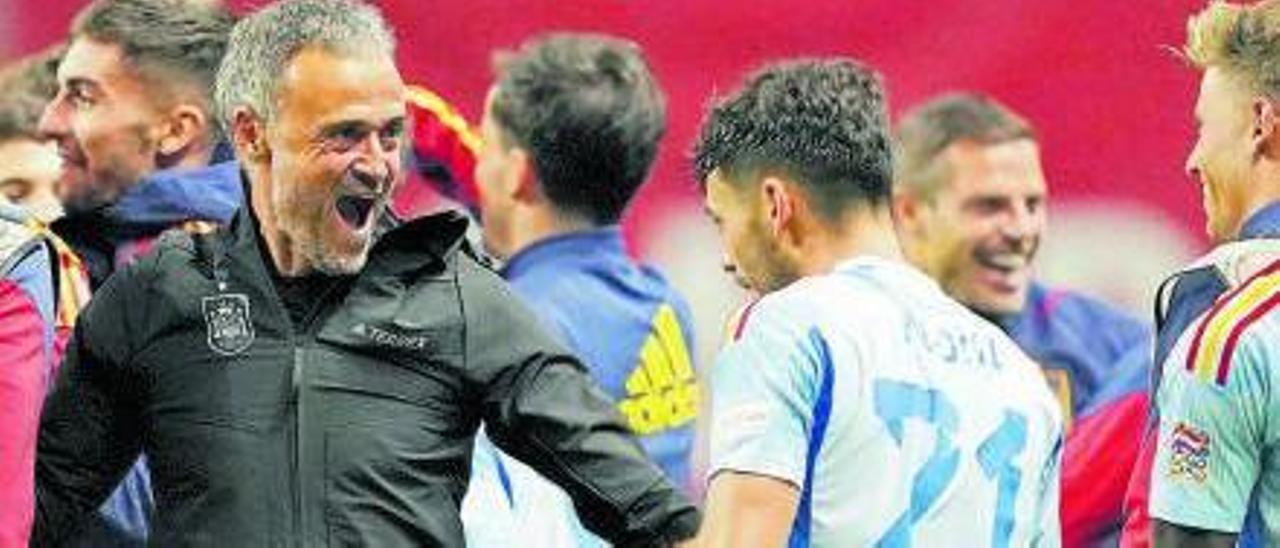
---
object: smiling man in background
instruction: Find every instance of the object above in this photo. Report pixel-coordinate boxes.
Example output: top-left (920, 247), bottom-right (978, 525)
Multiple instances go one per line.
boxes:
top-left (892, 93), bottom-right (1151, 546)
top-left (40, 0), bottom-right (240, 289)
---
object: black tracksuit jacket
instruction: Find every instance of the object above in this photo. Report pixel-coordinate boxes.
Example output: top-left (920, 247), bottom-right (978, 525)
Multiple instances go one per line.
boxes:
top-left (33, 205), bottom-right (699, 547)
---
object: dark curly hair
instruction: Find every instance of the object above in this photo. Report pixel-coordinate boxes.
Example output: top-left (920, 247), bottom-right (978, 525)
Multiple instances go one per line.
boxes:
top-left (490, 33), bottom-right (667, 225)
top-left (693, 58), bottom-right (893, 222)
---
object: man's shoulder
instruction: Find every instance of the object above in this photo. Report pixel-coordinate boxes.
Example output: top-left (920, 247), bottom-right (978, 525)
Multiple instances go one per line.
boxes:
top-left (1028, 282), bottom-right (1143, 331)
top-left (1176, 259), bottom-right (1280, 388)
top-left (376, 209), bottom-right (488, 272)
top-left (0, 206), bottom-right (41, 275)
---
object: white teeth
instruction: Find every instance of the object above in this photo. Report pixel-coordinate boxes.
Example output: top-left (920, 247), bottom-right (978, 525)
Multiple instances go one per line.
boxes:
top-left (983, 254), bottom-right (1026, 270)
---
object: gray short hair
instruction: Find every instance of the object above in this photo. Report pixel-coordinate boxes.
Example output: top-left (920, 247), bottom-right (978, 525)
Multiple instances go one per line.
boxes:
top-left (213, 0), bottom-right (395, 133)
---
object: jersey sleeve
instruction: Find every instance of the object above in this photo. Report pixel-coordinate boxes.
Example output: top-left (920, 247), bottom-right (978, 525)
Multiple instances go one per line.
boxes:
top-left (1149, 329), bottom-right (1276, 533)
top-left (707, 299), bottom-right (837, 489)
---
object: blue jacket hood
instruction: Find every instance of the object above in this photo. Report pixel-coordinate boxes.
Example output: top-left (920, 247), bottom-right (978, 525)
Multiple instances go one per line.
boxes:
top-left (109, 161), bottom-right (243, 228)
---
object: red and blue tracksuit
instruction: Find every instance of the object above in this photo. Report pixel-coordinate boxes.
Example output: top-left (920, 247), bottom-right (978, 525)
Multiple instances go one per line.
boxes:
top-left (998, 283), bottom-right (1152, 547)
top-left (0, 204), bottom-right (61, 548)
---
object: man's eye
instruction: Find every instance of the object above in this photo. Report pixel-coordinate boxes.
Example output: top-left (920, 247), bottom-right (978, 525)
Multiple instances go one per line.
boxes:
top-left (1, 180), bottom-right (31, 200)
top-left (335, 127), bottom-right (365, 144)
top-left (68, 93), bottom-right (90, 108)
top-left (380, 121), bottom-right (405, 141)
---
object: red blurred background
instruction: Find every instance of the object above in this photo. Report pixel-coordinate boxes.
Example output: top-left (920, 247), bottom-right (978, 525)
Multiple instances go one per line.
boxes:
top-left (3, 0), bottom-right (1207, 241)
top-left (2, 0), bottom-right (1210, 357)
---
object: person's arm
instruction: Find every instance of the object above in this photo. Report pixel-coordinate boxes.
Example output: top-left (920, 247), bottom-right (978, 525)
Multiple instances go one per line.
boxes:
top-left (697, 472), bottom-right (798, 548)
top-left (33, 270), bottom-right (145, 547)
top-left (1146, 324), bottom-right (1275, 544)
top-left (458, 257), bottom-right (698, 546)
top-left (695, 298), bottom-right (823, 548)
top-left (1152, 519), bottom-right (1237, 547)
top-left (1061, 344), bottom-right (1150, 546)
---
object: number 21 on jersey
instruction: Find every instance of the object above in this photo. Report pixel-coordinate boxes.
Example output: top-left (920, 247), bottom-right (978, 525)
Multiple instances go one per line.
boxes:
top-left (873, 380), bottom-right (1028, 548)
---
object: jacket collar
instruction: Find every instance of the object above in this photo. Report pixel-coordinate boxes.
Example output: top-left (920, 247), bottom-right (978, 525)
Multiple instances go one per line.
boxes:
top-left (221, 172), bottom-right (472, 282)
top-left (1239, 200), bottom-right (1280, 240)
top-left (501, 226), bottom-right (624, 279)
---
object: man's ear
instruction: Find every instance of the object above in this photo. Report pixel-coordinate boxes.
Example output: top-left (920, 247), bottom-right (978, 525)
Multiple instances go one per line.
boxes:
top-left (760, 175), bottom-right (795, 238)
top-left (509, 147), bottom-right (542, 204)
top-left (1252, 98), bottom-right (1280, 159)
top-left (155, 102), bottom-right (209, 164)
top-left (892, 189), bottom-right (923, 236)
top-left (230, 107), bottom-right (270, 165)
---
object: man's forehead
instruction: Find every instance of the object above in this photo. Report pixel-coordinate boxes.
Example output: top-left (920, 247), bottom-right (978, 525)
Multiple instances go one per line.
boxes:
top-left (941, 139), bottom-right (1046, 194)
top-left (58, 37), bottom-right (130, 86)
top-left (0, 138), bottom-right (60, 177)
top-left (277, 47), bottom-right (405, 124)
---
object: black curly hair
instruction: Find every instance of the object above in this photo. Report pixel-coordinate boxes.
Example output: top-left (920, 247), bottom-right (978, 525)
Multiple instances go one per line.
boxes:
top-left (693, 58), bottom-right (893, 222)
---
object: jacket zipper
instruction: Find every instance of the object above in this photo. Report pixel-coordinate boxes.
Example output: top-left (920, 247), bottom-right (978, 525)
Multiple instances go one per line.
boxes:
top-left (291, 345), bottom-right (305, 546)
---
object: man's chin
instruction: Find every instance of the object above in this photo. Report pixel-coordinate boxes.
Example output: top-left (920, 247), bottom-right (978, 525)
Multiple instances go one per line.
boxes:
top-left (312, 250), bottom-right (369, 276)
top-left (307, 231), bottom-right (374, 276)
top-left (964, 290), bottom-right (1027, 320)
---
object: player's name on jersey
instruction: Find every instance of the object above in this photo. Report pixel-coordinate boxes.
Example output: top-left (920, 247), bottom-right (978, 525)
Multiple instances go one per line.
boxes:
top-left (902, 316), bottom-right (1004, 371)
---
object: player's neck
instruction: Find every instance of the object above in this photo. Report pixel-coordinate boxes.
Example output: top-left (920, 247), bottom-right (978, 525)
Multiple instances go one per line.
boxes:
top-left (505, 204), bottom-right (598, 258)
top-left (795, 206), bottom-right (902, 277)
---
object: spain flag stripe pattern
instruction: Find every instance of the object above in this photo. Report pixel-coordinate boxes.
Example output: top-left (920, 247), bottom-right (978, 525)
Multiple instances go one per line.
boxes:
top-left (1184, 258), bottom-right (1280, 385)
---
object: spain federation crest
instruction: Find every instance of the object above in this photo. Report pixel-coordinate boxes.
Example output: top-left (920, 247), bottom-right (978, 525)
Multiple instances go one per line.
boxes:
top-left (202, 293), bottom-right (255, 356)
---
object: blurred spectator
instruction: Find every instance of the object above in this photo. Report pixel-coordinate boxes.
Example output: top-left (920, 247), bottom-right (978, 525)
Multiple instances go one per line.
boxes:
top-left (460, 33), bottom-right (697, 547)
top-left (0, 199), bottom-right (60, 547)
top-left (40, 0), bottom-right (239, 289)
top-left (892, 93), bottom-right (1151, 547)
top-left (32, 0), bottom-right (237, 544)
top-left (0, 47), bottom-right (65, 223)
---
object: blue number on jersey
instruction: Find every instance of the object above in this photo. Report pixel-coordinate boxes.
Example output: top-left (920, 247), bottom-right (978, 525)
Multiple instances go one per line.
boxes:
top-left (977, 411), bottom-right (1027, 548)
top-left (873, 380), bottom-right (1028, 548)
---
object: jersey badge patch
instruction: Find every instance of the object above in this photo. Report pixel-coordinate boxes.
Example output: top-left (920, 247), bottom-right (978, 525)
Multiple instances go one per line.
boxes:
top-left (203, 293), bottom-right (255, 356)
top-left (1168, 421), bottom-right (1211, 483)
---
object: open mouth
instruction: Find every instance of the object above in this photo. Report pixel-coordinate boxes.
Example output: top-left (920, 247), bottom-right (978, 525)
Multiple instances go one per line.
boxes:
top-left (335, 194), bottom-right (377, 229)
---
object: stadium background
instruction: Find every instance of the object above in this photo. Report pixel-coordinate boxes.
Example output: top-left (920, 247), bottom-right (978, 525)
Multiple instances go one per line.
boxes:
top-left (2, 0), bottom-right (1206, 364)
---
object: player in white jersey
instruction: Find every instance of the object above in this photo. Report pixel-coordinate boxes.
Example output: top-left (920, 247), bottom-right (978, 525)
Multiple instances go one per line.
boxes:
top-left (690, 58), bottom-right (1064, 547)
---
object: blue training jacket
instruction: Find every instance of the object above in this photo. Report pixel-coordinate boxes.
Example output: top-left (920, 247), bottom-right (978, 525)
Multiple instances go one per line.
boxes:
top-left (502, 227), bottom-right (699, 484)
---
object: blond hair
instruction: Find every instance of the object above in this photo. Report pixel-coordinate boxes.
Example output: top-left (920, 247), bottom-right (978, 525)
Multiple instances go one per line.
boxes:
top-left (1185, 0), bottom-right (1280, 95)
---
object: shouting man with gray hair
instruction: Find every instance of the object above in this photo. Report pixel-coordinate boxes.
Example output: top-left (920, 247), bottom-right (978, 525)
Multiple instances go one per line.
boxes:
top-left (32, 0), bottom-right (700, 546)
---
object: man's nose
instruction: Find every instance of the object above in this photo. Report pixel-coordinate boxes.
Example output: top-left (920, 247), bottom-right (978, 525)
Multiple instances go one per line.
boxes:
top-left (37, 97), bottom-right (69, 139)
top-left (351, 136), bottom-right (395, 189)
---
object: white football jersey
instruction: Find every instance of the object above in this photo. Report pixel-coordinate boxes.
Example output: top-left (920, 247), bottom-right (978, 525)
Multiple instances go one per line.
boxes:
top-left (708, 256), bottom-right (1063, 547)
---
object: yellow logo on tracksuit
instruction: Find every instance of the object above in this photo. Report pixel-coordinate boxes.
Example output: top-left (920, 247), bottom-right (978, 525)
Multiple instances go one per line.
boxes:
top-left (619, 304), bottom-right (699, 435)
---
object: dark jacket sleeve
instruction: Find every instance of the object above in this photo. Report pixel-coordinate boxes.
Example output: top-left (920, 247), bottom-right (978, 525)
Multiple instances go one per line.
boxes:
top-left (33, 266), bottom-right (146, 547)
top-left (455, 255), bottom-right (700, 547)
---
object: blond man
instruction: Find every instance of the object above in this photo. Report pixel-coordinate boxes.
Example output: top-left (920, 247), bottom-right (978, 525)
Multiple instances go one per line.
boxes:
top-left (1133, 1), bottom-right (1280, 546)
